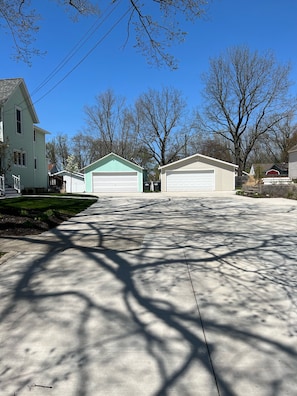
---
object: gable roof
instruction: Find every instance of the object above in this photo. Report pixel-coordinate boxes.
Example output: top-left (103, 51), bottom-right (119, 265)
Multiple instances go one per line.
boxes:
top-left (250, 163), bottom-right (274, 172)
top-left (53, 170), bottom-right (84, 179)
top-left (82, 152), bottom-right (144, 172)
top-left (0, 78), bottom-right (39, 123)
top-left (158, 153), bottom-right (238, 170)
top-left (250, 163), bottom-right (288, 174)
top-left (48, 163), bottom-right (59, 174)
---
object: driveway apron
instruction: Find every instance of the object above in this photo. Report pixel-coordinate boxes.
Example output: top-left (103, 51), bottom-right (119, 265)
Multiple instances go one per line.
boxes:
top-left (0, 195), bottom-right (297, 396)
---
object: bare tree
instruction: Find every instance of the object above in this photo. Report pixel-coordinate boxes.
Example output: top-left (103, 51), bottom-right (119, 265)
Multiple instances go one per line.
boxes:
top-left (71, 132), bottom-right (103, 169)
top-left (1, 0), bottom-right (208, 67)
top-left (264, 115), bottom-right (297, 163)
top-left (126, 0), bottom-right (208, 68)
top-left (46, 134), bottom-right (70, 170)
top-left (0, 0), bottom-right (98, 64)
top-left (189, 131), bottom-right (232, 162)
top-left (0, 137), bottom-right (12, 175)
top-left (135, 87), bottom-right (190, 166)
top-left (200, 46), bottom-right (296, 175)
top-left (83, 89), bottom-right (140, 160)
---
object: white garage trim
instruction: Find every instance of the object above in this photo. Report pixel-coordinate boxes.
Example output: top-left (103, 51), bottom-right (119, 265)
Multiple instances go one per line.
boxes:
top-left (166, 170), bottom-right (215, 192)
top-left (92, 172), bottom-right (138, 192)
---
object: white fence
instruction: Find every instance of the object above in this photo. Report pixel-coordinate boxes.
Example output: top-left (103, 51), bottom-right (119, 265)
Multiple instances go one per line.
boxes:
top-left (262, 177), bottom-right (292, 185)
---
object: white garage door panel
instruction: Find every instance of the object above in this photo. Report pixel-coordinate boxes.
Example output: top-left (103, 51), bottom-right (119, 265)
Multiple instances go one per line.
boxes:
top-left (93, 172), bottom-right (138, 192)
top-left (166, 170), bottom-right (215, 192)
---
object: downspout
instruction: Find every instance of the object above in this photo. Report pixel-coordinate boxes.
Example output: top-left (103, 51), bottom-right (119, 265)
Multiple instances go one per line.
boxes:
top-left (0, 107), bottom-right (3, 143)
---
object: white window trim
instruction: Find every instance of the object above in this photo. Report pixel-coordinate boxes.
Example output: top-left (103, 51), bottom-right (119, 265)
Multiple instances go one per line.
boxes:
top-left (13, 149), bottom-right (26, 167)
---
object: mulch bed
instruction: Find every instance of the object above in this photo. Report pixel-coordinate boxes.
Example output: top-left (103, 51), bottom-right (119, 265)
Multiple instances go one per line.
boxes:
top-left (0, 214), bottom-right (70, 236)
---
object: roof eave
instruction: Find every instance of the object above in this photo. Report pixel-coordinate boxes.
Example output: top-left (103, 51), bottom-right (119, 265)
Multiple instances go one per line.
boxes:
top-left (19, 80), bottom-right (39, 123)
top-left (82, 152), bottom-right (144, 171)
top-left (159, 153), bottom-right (238, 170)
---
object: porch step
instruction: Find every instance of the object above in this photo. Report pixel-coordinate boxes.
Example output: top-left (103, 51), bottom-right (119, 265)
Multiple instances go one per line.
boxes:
top-left (3, 187), bottom-right (21, 198)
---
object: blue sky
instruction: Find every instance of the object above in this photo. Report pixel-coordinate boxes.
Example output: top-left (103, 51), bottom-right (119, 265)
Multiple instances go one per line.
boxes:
top-left (2, 0), bottom-right (297, 140)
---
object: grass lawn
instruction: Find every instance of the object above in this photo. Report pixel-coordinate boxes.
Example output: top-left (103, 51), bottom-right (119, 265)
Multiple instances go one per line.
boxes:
top-left (0, 196), bottom-right (97, 240)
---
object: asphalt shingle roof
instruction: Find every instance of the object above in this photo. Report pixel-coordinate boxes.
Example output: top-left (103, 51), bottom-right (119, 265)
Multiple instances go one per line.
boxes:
top-left (0, 78), bottom-right (22, 106)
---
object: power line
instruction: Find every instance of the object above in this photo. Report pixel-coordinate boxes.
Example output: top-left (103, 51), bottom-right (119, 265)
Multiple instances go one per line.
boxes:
top-left (33, 5), bottom-right (132, 106)
top-left (31, 1), bottom-right (122, 97)
top-left (2, 2), bottom-right (132, 120)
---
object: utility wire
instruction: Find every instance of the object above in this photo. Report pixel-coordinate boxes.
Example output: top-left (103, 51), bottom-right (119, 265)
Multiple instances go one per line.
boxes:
top-left (33, 5), bottom-right (132, 106)
top-left (30, 1), bottom-right (122, 97)
top-left (2, 1), bottom-right (130, 117)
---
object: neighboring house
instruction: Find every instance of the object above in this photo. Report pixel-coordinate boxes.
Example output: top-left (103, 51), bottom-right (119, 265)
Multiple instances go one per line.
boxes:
top-left (159, 153), bottom-right (238, 192)
top-left (250, 163), bottom-right (288, 178)
top-left (83, 152), bottom-right (144, 193)
top-left (48, 163), bottom-right (63, 192)
top-left (53, 170), bottom-right (85, 193)
top-left (288, 145), bottom-right (297, 180)
top-left (48, 163), bottom-right (59, 175)
top-left (0, 78), bottom-right (49, 193)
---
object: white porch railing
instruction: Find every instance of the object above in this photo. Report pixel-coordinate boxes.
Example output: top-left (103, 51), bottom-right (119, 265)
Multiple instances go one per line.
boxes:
top-left (0, 174), bottom-right (4, 195)
top-left (12, 174), bottom-right (21, 193)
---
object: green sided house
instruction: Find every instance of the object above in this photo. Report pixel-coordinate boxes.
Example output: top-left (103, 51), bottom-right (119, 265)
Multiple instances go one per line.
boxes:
top-left (159, 153), bottom-right (238, 192)
top-left (0, 78), bottom-right (49, 194)
top-left (83, 153), bottom-right (144, 193)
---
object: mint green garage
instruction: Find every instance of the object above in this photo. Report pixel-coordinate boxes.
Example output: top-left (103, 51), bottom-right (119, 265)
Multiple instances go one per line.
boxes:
top-left (83, 153), bottom-right (144, 193)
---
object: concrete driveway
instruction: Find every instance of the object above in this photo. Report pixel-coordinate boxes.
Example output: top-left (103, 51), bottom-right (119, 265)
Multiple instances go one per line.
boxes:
top-left (1, 193), bottom-right (297, 396)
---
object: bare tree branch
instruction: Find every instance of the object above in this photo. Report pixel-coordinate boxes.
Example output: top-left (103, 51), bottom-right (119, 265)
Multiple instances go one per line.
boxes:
top-left (200, 46), bottom-right (297, 175)
top-left (0, 0), bottom-right (208, 67)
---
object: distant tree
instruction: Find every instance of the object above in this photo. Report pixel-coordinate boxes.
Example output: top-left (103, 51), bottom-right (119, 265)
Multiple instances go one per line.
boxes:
top-left (247, 116), bottom-right (297, 168)
top-left (65, 154), bottom-right (79, 173)
top-left (46, 134), bottom-right (70, 170)
top-left (83, 89), bottom-right (141, 160)
top-left (265, 115), bottom-right (297, 163)
top-left (135, 87), bottom-right (190, 166)
top-left (200, 46), bottom-right (296, 175)
top-left (71, 132), bottom-right (102, 169)
top-left (188, 126), bottom-right (232, 162)
top-left (198, 137), bottom-right (232, 162)
top-left (1, 0), bottom-right (208, 67)
top-left (46, 141), bottom-right (58, 168)
top-left (0, 138), bottom-right (12, 175)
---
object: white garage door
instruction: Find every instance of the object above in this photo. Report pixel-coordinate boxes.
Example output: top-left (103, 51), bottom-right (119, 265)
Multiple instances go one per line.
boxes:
top-left (166, 170), bottom-right (215, 192)
top-left (92, 172), bottom-right (138, 193)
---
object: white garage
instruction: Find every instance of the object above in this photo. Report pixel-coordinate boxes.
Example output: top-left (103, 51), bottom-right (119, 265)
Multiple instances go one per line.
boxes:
top-left (92, 172), bottom-right (138, 193)
top-left (166, 170), bottom-right (215, 192)
top-left (52, 170), bottom-right (85, 193)
top-left (159, 154), bottom-right (238, 192)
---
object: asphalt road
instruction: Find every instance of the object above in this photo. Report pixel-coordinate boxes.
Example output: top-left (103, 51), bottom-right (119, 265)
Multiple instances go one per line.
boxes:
top-left (1, 194), bottom-right (297, 396)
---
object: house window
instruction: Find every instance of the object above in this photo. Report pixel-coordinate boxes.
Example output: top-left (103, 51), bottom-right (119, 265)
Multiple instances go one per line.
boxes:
top-left (34, 158), bottom-right (37, 169)
top-left (16, 108), bottom-right (22, 134)
top-left (13, 150), bottom-right (26, 167)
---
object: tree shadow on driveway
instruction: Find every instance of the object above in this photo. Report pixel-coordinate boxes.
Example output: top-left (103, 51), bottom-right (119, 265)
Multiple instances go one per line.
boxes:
top-left (0, 197), bottom-right (297, 396)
